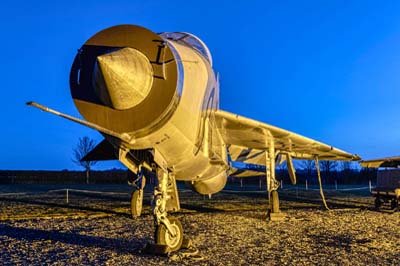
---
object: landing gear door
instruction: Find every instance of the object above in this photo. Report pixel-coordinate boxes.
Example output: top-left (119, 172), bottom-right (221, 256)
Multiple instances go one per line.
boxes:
top-left (286, 154), bottom-right (297, 185)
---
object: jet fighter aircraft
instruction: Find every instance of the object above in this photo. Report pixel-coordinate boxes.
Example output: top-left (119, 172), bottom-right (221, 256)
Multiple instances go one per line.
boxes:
top-left (28, 25), bottom-right (360, 252)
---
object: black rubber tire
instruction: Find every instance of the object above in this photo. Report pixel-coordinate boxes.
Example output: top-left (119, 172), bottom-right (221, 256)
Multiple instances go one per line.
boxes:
top-left (155, 216), bottom-right (183, 252)
top-left (271, 190), bottom-right (280, 213)
top-left (130, 190), bottom-right (143, 218)
top-left (398, 199), bottom-right (400, 212)
top-left (374, 197), bottom-right (382, 211)
top-left (391, 198), bottom-right (398, 210)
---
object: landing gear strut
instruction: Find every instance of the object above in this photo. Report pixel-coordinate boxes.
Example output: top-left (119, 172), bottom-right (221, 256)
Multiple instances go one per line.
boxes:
top-left (119, 148), bottom-right (184, 253)
top-left (152, 167), bottom-right (183, 252)
top-left (265, 141), bottom-right (285, 221)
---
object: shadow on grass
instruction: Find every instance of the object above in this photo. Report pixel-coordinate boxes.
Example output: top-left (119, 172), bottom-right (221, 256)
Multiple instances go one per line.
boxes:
top-left (0, 224), bottom-right (147, 255)
top-left (0, 196), bottom-right (132, 218)
top-left (307, 231), bottom-right (354, 253)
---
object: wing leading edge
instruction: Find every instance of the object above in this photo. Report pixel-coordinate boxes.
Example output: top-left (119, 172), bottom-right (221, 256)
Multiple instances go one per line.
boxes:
top-left (213, 110), bottom-right (360, 161)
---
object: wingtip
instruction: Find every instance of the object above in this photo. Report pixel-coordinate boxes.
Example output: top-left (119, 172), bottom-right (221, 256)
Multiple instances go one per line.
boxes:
top-left (26, 101), bottom-right (45, 110)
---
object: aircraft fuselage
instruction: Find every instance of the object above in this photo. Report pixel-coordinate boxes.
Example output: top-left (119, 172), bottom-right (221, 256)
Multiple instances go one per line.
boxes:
top-left (69, 26), bottom-right (229, 194)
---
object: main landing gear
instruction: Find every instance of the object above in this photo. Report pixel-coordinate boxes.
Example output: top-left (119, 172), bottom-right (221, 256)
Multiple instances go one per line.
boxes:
top-left (129, 169), bottom-right (146, 218)
top-left (131, 189), bottom-right (144, 217)
top-left (265, 142), bottom-right (285, 221)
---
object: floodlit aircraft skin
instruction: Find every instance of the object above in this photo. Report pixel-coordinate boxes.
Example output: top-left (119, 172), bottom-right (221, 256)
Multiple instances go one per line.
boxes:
top-left (361, 156), bottom-right (400, 168)
top-left (28, 25), bottom-right (360, 252)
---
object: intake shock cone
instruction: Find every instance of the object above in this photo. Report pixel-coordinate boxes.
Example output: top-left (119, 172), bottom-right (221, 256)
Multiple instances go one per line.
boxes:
top-left (70, 25), bottom-right (180, 137)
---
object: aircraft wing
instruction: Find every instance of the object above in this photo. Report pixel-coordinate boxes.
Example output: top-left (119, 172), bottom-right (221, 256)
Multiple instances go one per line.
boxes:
top-left (360, 156), bottom-right (400, 168)
top-left (213, 110), bottom-right (360, 161)
top-left (231, 171), bottom-right (264, 177)
top-left (229, 145), bottom-right (265, 164)
top-left (227, 145), bottom-right (266, 177)
top-left (26, 102), bottom-right (131, 142)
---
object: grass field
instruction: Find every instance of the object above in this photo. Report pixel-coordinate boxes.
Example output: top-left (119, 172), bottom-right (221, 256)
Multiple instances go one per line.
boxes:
top-left (0, 184), bottom-right (398, 265)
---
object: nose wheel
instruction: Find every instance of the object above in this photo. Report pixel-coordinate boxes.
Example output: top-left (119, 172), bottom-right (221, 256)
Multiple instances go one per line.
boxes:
top-left (155, 216), bottom-right (183, 252)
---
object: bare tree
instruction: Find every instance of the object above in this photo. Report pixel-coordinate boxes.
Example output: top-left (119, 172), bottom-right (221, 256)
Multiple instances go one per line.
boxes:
top-left (300, 160), bottom-right (315, 179)
top-left (72, 136), bottom-right (97, 184)
top-left (276, 160), bottom-right (288, 181)
top-left (340, 161), bottom-right (353, 172)
top-left (320, 160), bottom-right (338, 182)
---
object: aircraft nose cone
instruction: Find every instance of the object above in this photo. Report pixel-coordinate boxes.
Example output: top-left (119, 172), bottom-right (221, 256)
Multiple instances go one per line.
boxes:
top-left (92, 47), bottom-right (154, 110)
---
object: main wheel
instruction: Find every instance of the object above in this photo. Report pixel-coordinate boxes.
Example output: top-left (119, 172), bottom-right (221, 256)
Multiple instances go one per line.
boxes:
top-left (130, 190), bottom-right (143, 218)
top-left (271, 190), bottom-right (280, 213)
top-left (155, 216), bottom-right (183, 252)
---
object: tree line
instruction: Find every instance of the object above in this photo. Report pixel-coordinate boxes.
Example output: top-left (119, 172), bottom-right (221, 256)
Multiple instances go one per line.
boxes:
top-left (277, 160), bottom-right (377, 185)
top-left (72, 136), bottom-right (378, 186)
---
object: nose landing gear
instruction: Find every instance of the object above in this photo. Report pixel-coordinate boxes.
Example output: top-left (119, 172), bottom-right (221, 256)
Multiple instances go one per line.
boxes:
top-left (155, 216), bottom-right (183, 252)
top-left (151, 168), bottom-right (183, 252)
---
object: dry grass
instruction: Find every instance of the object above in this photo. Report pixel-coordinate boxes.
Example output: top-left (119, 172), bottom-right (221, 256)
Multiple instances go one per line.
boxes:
top-left (0, 185), bottom-right (398, 265)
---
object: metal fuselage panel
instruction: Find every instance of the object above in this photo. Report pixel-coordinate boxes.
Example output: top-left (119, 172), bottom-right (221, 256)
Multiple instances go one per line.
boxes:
top-left (124, 40), bottom-right (227, 181)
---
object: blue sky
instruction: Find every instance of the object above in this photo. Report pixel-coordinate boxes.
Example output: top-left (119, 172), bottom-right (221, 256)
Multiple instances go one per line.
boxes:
top-left (1, 0), bottom-right (399, 170)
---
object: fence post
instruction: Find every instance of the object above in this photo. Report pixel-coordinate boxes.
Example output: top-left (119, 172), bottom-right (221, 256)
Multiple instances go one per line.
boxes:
top-left (335, 180), bottom-right (338, 190)
top-left (306, 179), bottom-right (308, 191)
top-left (66, 189), bottom-right (69, 204)
top-left (280, 180), bottom-right (283, 189)
top-left (240, 178), bottom-right (243, 188)
top-left (259, 177), bottom-right (262, 189)
top-left (369, 180), bottom-right (372, 192)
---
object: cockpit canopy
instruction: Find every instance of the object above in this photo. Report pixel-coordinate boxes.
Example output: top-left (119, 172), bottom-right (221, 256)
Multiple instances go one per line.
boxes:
top-left (160, 32), bottom-right (213, 66)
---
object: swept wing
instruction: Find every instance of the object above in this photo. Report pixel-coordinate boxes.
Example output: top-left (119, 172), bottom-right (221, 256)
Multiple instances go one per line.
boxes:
top-left (214, 110), bottom-right (360, 161)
